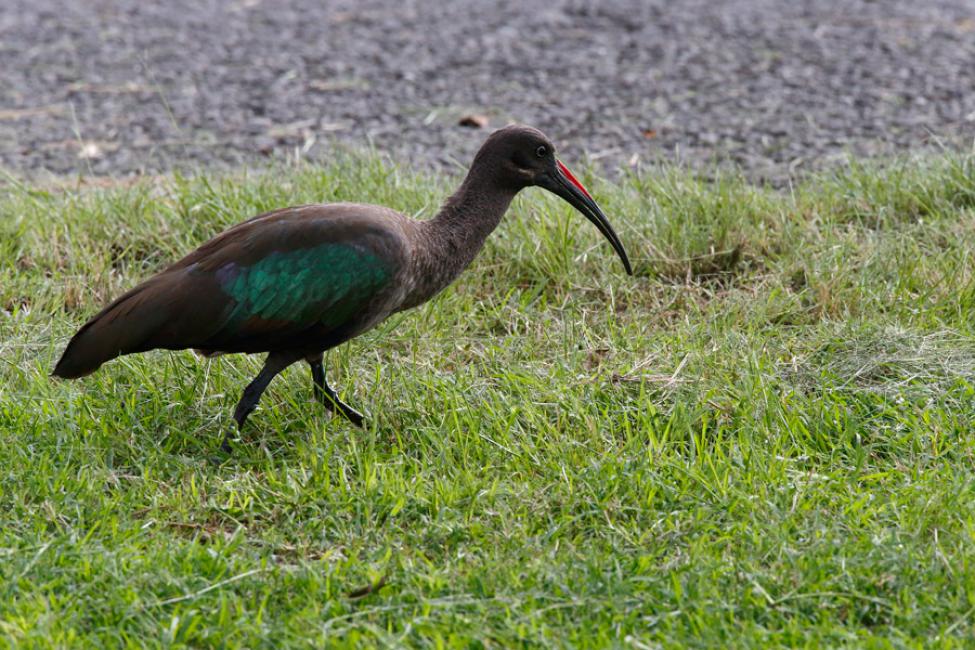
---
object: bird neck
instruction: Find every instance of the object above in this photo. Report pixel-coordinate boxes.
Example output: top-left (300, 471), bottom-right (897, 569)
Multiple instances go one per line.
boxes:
top-left (402, 169), bottom-right (518, 310)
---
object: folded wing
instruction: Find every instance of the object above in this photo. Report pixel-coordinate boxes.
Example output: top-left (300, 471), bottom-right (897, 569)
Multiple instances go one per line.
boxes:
top-left (53, 205), bottom-right (405, 378)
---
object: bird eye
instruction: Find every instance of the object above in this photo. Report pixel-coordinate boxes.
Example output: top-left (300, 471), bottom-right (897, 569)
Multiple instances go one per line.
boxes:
top-left (535, 145), bottom-right (548, 158)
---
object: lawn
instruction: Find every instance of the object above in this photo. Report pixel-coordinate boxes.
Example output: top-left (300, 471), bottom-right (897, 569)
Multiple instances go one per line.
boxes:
top-left (2, 152), bottom-right (975, 647)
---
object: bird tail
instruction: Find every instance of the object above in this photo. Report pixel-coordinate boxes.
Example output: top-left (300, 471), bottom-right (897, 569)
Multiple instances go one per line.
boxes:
top-left (52, 280), bottom-right (170, 379)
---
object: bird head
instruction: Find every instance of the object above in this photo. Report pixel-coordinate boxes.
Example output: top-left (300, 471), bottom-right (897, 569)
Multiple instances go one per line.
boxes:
top-left (477, 124), bottom-right (632, 275)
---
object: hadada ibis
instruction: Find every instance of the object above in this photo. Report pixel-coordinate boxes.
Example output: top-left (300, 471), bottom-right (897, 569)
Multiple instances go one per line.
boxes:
top-left (53, 125), bottom-right (632, 450)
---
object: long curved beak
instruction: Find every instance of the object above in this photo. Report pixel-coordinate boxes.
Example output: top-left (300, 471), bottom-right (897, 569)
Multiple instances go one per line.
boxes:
top-left (537, 160), bottom-right (632, 275)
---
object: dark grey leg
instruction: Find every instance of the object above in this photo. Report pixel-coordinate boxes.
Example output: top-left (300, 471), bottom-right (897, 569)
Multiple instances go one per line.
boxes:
top-left (308, 355), bottom-right (364, 427)
top-left (222, 352), bottom-right (297, 452)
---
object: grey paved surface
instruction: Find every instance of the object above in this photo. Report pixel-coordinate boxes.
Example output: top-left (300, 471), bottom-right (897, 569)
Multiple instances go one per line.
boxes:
top-left (1, 0), bottom-right (974, 180)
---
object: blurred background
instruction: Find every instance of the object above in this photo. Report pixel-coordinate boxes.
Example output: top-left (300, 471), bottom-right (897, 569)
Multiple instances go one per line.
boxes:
top-left (2, 0), bottom-right (973, 181)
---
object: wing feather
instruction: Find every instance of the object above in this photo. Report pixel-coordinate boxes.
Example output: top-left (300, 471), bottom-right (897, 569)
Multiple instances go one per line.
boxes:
top-left (54, 204), bottom-right (407, 375)
top-left (212, 241), bottom-right (393, 341)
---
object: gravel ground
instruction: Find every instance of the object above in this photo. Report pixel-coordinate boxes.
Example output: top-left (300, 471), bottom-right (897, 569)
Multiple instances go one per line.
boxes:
top-left (1, 0), bottom-right (974, 181)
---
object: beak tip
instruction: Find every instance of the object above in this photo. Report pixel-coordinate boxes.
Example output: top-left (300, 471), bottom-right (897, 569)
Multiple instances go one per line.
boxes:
top-left (550, 161), bottom-right (633, 277)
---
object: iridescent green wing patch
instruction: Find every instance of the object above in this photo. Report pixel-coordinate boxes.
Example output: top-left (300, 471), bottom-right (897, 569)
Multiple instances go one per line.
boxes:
top-left (217, 243), bottom-right (391, 331)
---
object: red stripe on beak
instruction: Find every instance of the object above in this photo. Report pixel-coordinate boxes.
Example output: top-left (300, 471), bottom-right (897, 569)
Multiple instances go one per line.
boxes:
top-left (556, 160), bottom-right (593, 201)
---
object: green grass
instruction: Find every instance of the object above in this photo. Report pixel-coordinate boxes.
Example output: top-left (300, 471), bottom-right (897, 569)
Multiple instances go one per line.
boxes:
top-left (2, 151), bottom-right (975, 647)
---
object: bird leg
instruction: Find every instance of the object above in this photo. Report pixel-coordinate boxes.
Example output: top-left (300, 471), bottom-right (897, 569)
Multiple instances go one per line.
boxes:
top-left (308, 355), bottom-right (365, 427)
top-left (222, 351), bottom-right (298, 451)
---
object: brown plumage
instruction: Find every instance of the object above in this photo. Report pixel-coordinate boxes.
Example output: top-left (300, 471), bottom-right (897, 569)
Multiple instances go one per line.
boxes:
top-left (53, 125), bottom-right (632, 450)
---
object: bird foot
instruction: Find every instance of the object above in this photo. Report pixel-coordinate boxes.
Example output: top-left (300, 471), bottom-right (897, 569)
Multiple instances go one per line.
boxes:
top-left (320, 398), bottom-right (365, 427)
top-left (309, 361), bottom-right (365, 428)
top-left (204, 434), bottom-right (236, 465)
top-left (337, 406), bottom-right (365, 428)
top-left (312, 389), bottom-right (365, 427)
top-left (219, 429), bottom-right (241, 454)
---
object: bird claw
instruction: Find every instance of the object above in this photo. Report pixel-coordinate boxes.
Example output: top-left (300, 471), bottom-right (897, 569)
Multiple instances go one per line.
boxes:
top-left (324, 401), bottom-right (365, 427)
top-left (342, 408), bottom-right (365, 428)
top-left (219, 431), bottom-right (239, 454)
